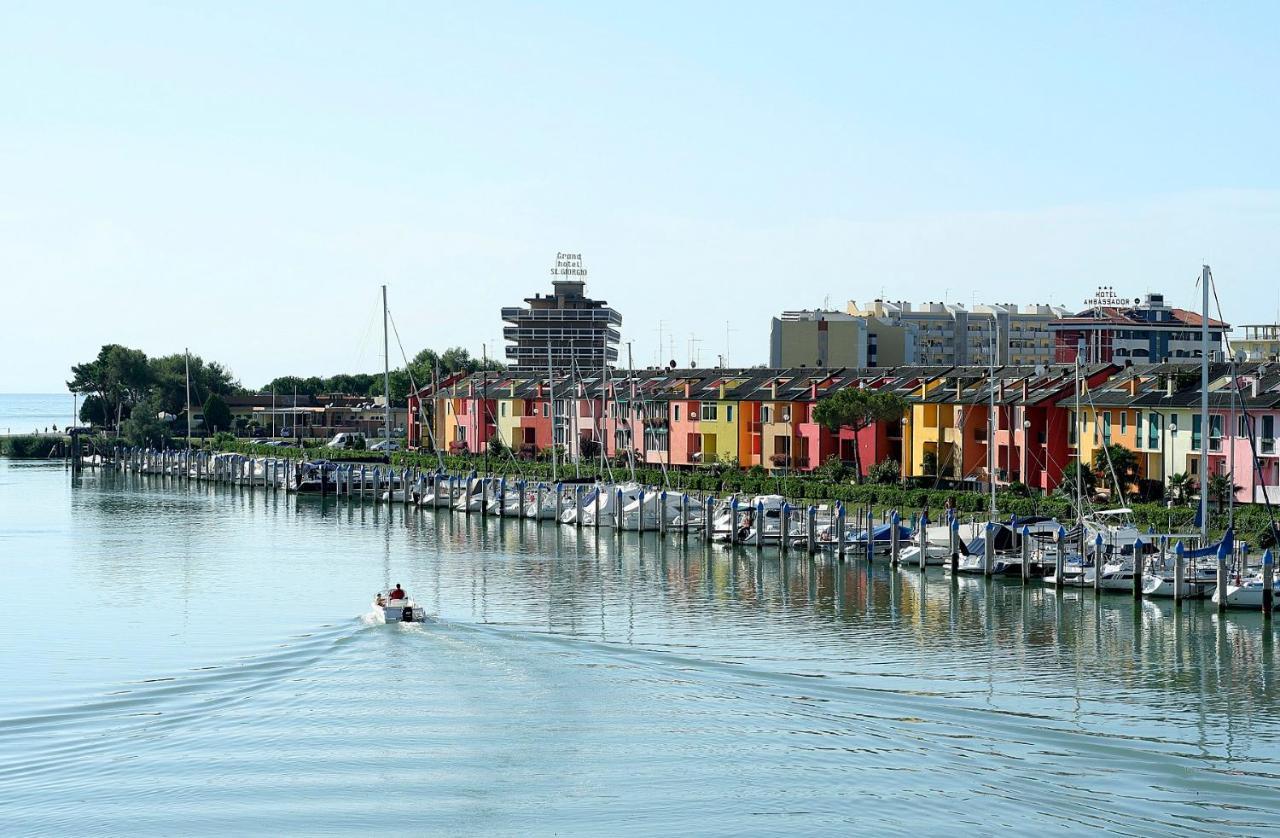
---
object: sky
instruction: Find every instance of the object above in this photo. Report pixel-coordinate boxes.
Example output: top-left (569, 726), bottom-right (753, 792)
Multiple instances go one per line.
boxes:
top-left (3, 2), bottom-right (1279, 392)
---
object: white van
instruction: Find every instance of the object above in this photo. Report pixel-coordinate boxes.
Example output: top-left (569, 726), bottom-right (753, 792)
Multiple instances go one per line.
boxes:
top-left (326, 432), bottom-right (366, 450)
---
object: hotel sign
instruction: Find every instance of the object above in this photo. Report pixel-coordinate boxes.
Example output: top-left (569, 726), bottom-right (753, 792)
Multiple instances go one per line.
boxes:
top-left (1083, 286), bottom-right (1133, 308)
top-left (551, 252), bottom-right (588, 277)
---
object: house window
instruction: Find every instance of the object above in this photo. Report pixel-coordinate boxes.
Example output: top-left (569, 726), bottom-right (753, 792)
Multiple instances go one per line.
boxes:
top-left (674, 404), bottom-right (681, 422)
top-left (1147, 413), bottom-right (1160, 450)
top-left (1068, 410), bottom-right (1077, 446)
top-left (761, 405), bottom-right (774, 423)
top-left (1263, 415), bottom-right (1276, 454)
top-left (1102, 411), bottom-right (1112, 445)
top-left (1135, 411), bottom-right (1142, 447)
top-left (1210, 415), bottom-right (1223, 452)
top-left (543, 401), bottom-right (550, 416)
top-left (1192, 415), bottom-right (1202, 452)
top-left (1120, 411), bottom-right (1127, 434)
top-left (726, 405), bottom-right (733, 422)
top-left (500, 403), bottom-right (508, 417)
top-left (701, 403), bottom-right (718, 421)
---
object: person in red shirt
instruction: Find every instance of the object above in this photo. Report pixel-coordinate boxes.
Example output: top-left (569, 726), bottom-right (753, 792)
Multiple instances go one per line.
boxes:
top-left (388, 584), bottom-right (406, 601)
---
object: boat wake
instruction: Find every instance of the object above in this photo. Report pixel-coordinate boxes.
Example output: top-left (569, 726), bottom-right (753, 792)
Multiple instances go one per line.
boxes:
top-left (0, 620), bottom-right (373, 783)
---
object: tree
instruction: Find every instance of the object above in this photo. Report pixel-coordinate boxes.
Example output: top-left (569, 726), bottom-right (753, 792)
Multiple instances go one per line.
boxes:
top-left (812, 388), bottom-right (908, 482)
top-left (1166, 472), bottom-right (1194, 505)
top-left (78, 394), bottom-right (109, 426)
top-left (203, 394), bottom-right (232, 434)
top-left (1208, 472), bottom-right (1240, 512)
top-left (67, 344), bottom-right (153, 430)
top-left (149, 353), bottom-right (239, 417)
top-left (120, 395), bottom-right (173, 448)
top-left (867, 458), bottom-right (901, 485)
top-left (1092, 443), bottom-right (1139, 498)
top-left (1056, 460), bottom-right (1098, 504)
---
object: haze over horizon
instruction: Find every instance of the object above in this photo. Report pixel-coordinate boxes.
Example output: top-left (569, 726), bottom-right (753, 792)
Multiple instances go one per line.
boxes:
top-left (3, 2), bottom-right (1278, 393)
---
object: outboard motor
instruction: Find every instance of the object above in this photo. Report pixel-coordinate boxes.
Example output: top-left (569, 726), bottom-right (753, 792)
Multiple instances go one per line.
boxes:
top-left (401, 606), bottom-right (415, 623)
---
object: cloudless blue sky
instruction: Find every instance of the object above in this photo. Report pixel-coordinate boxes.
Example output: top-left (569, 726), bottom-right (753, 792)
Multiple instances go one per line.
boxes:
top-left (3, 2), bottom-right (1278, 391)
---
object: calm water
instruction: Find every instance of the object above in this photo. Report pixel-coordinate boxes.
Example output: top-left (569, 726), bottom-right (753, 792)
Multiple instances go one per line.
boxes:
top-left (0, 393), bottom-right (75, 435)
top-left (3, 458), bottom-right (1280, 836)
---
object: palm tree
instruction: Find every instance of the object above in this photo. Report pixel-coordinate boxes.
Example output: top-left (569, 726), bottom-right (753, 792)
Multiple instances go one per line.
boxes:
top-left (1207, 472), bottom-right (1240, 513)
top-left (1166, 472), bottom-right (1193, 505)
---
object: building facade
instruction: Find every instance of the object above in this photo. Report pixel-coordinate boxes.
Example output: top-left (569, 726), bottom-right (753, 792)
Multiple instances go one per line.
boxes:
top-left (1050, 292), bottom-right (1229, 364)
top-left (1233, 325), bottom-right (1280, 361)
top-left (847, 300), bottom-right (1067, 366)
top-left (768, 310), bottom-right (911, 368)
top-left (502, 260), bottom-right (622, 372)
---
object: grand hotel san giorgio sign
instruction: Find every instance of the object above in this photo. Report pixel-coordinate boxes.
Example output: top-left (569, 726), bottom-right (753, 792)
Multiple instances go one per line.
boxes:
top-left (551, 252), bottom-right (588, 278)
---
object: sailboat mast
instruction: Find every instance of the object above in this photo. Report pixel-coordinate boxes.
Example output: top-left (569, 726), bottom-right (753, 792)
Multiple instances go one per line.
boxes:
top-left (1200, 264), bottom-right (1210, 540)
top-left (989, 319), bottom-right (997, 516)
top-left (547, 338), bottom-right (558, 482)
top-left (1074, 350), bottom-right (1083, 524)
top-left (382, 285), bottom-right (392, 450)
top-left (184, 348), bottom-right (192, 449)
top-left (626, 341), bottom-right (636, 481)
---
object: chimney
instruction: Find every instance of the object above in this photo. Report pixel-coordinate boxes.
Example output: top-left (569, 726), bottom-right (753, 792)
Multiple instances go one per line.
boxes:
top-left (1127, 377), bottom-right (1138, 397)
top-left (1252, 376), bottom-right (1260, 398)
top-left (1021, 380), bottom-right (1029, 401)
top-left (771, 379), bottom-right (778, 399)
top-left (1165, 375), bottom-right (1174, 397)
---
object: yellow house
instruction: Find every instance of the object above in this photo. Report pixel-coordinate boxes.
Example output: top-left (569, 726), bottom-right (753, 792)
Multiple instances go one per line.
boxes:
top-left (906, 375), bottom-right (954, 479)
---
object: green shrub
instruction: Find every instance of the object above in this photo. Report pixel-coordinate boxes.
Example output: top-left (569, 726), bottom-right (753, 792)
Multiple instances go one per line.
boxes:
top-left (1, 435), bottom-right (66, 457)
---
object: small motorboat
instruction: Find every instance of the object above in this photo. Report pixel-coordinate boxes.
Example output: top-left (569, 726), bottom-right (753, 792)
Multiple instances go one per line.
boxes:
top-left (374, 589), bottom-right (426, 623)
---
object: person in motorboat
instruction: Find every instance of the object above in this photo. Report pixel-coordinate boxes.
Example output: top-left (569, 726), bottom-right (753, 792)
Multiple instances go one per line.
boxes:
top-left (389, 584), bottom-right (406, 601)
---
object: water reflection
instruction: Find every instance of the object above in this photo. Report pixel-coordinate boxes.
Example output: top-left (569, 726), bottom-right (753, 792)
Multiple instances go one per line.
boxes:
top-left (15, 466), bottom-right (1280, 833)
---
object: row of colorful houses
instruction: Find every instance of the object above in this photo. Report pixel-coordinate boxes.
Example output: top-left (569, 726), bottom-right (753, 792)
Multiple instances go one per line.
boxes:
top-left (407, 361), bottom-right (1280, 505)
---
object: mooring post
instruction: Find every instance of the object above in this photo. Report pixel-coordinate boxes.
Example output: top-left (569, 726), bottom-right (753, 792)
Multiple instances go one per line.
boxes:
top-left (780, 503), bottom-right (791, 553)
top-left (807, 505), bottom-right (817, 553)
top-left (1217, 529), bottom-right (1233, 613)
top-left (704, 496), bottom-right (714, 541)
top-left (890, 511), bottom-right (901, 566)
top-left (1172, 539), bottom-right (1182, 606)
top-left (1263, 549), bottom-right (1274, 616)
top-left (729, 496), bottom-right (740, 545)
top-left (947, 514), bottom-right (959, 573)
top-left (594, 486), bottom-right (603, 530)
top-left (1021, 525), bottom-right (1032, 584)
top-left (864, 508), bottom-right (874, 562)
top-left (1093, 533), bottom-right (1104, 594)
top-left (659, 491), bottom-right (668, 535)
top-left (837, 502), bottom-right (848, 560)
top-left (615, 487), bottom-right (624, 533)
top-left (574, 484), bottom-right (584, 528)
top-left (917, 512), bottom-right (929, 572)
top-left (680, 493), bottom-right (689, 538)
top-left (1055, 526), bottom-right (1066, 591)
top-left (1133, 537), bottom-right (1145, 600)
top-left (983, 521), bottom-right (994, 577)
top-left (755, 498), bottom-right (765, 552)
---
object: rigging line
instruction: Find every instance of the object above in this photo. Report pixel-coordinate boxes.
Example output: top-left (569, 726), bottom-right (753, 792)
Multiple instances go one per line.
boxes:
top-left (1208, 268), bottom-right (1279, 542)
top-left (1079, 378), bottom-right (1126, 505)
top-left (384, 307), bottom-right (445, 472)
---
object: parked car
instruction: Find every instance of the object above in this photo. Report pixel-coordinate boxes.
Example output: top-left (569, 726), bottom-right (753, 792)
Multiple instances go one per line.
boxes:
top-left (369, 440), bottom-right (400, 452)
top-left (326, 432), bottom-right (366, 450)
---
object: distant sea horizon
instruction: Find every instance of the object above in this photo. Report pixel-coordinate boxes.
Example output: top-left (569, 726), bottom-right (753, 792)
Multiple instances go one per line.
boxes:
top-left (0, 393), bottom-right (78, 435)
